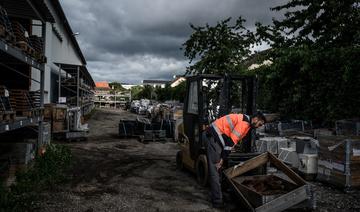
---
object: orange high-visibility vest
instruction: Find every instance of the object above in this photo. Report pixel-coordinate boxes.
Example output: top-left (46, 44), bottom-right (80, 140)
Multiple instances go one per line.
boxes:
top-left (212, 114), bottom-right (251, 150)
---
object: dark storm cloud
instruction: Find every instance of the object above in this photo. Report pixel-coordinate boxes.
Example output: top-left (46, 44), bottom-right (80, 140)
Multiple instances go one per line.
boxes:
top-left (60, 0), bottom-right (287, 83)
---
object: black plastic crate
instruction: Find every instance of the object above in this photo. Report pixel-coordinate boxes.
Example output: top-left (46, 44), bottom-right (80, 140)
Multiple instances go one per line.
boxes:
top-left (118, 120), bottom-right (136, 137)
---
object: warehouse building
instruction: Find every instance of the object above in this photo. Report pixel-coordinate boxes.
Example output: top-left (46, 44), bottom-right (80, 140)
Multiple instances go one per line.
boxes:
top-left (0, 0), bottom-right (94, 182)
top-left (31, 0), bottom-right (95, 115)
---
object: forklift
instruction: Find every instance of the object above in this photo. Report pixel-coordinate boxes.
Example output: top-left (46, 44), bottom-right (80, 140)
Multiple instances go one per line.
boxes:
top-left (176, 74), bottom-right (259, 186)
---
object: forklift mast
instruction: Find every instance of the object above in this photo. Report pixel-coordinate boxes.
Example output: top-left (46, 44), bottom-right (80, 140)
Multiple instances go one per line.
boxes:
top-left (183, 74), bottom-right (257, 160)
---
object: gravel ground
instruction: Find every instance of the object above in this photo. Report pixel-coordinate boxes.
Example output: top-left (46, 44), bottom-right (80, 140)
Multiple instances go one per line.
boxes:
top-left (38, 108), bottom-right (360, 212)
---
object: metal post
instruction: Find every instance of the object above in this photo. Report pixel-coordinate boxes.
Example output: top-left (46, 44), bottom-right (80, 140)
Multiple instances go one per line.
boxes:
top-left (77, 66), bottom-right (80, 107)
top-left (37, 21), bottom-right (46, 152)
top-left (114, 94), bottom-right (116, 109)
top-left (58, 64), bottom-right (61, 103)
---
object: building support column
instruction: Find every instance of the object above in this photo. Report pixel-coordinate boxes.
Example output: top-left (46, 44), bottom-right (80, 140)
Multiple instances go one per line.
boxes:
top-left (58, 64), bottom-right (61, 103)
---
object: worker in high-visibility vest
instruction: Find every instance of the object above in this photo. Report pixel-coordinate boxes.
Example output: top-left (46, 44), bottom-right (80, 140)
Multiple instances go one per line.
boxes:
top-left (204, 111), bottom-right (266, 208)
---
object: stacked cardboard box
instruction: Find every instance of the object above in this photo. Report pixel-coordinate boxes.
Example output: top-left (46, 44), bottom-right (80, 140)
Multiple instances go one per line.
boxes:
top-left (44, 104), bottom-right (68, 133)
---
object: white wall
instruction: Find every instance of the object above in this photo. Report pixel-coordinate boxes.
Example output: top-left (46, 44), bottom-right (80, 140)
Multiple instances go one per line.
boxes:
top-left (122, 84), bottom-right (141, 90)
top-left (44, 0), bottom-right (83, 66)
top-left (31, 1), bottom-right (85, 103)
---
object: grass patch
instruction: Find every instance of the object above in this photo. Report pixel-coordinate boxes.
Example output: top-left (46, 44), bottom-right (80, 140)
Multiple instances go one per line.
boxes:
top-left (0, 144), bottom-right (72, 211)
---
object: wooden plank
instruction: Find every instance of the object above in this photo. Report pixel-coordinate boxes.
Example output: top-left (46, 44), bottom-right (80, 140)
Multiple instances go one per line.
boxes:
top-left (232, 175), bottom-right (298, 208)
top-left (233, 179), bottom-right (264, 207)
top-left (225, 175), bottom-right (255, 211)
top-left (268, 152), bottom-right (306, 186)
top-left (225, 152), bottom-right (268, 179)
top-left (255, 185), bottom-right (308, 212)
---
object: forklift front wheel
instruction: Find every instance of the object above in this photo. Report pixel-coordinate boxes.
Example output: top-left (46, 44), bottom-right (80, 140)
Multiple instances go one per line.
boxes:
top-left (196, 155), bottom-right (208, 186)
top-left (176, 151), bottom-right (184, 170)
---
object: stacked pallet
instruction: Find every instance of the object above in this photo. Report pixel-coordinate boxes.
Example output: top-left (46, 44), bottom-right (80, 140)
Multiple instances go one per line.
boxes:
top-left (0, 5), bottom-right (15, 44)
top-left (0, 85), bottom-right (15, 123)
top-left (29, 35), bottom-right (46, 63)
top-left (12, 21), bottom-right (34, 55)
top-left (29, 90), bottom-right (41, 108)
top-left (317, 135), bottom-right (360, 190)
top-left (9, 89), bottom-right (34, 117)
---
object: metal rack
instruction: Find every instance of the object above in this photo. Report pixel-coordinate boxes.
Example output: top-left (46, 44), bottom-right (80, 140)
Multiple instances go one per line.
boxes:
top-left (54, 63), bottom-right (95, 116)
top-left (94, 92), bottom-right (131, 108)
top-left (0, 0), bottom-right (55, 149)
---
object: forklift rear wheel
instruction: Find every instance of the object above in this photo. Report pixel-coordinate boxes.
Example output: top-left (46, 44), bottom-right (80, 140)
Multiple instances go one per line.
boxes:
top-left (176, 151), bottom-right (184, 170)
top-left (196, 155), bottom-right (208, 186)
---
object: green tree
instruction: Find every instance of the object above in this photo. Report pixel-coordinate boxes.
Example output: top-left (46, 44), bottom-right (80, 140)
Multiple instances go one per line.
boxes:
top-left (256, 0), bottom-right (360, 48)
top-left (171, 81), bottom-right (186, 103)
top-left (109, 82), bottom-right (126, 92)
top-left (155, 85), bottom-right (171, 102)
top-left (183, 17), bottom-right (255, 75)
top-left (255, 0), bottom-right (360, 124)
top-left (130, 85), bottom-right (144, 100)
top-left (138, 85), bottom-right (153, 99)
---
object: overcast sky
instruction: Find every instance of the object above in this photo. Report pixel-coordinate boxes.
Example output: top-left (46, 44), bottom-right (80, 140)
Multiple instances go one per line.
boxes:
top-left (60, 0), bottom-right (286, 84)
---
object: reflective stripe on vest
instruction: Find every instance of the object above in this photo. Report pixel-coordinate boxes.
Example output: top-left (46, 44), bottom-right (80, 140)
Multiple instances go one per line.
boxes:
top-left (226, 115), bottom-right (235, 130)
top-left (226, 115), bottom-right (241, 139)
top-left (211, 123), bottom-right (225, 147)
top-left (224, 146), bottom-right (232, 151)
top-left (244, 114), bottom-right (250, 122)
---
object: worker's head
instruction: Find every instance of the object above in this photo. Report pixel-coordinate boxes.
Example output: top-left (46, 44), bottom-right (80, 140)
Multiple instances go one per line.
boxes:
top-left (250, 111), bottom-right (266, 128)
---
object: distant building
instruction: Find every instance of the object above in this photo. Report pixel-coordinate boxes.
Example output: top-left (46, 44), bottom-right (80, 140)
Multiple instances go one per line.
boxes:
top-left (142, 80), bottom-right (170, 88)
top-left (248, 60), bottom-right (273, 70)
top-left (122, 83), bottom-right (140, 90)
top-left (170, 75), bottom-right (186, 88)
top-left (95, 81), bottom-right (111, 90)
top-left (245, 49), bottom-right (273, 71)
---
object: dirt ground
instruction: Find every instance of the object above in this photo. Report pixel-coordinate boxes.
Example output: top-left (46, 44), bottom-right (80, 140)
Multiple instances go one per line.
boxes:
top-left (39, 109), bottom-right (360, 212)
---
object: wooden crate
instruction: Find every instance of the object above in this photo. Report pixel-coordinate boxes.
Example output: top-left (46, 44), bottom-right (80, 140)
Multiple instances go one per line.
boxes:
top-left (316, 135), bottom-right (360, 189)
top-left (232, 175), bottom-right (299, 208)
top-left (52, 106), bottom-right (67, 121)
top-left (225, 152), bottom-right (314, 212)
top-left (44, 104), bottom-right (54, 120)
top-left (53, 120), bottom-right (67, 133)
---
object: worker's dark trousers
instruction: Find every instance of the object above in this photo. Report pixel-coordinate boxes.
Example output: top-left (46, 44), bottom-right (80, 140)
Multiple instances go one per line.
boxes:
top-left (204, 131), bottom-right (223, 204)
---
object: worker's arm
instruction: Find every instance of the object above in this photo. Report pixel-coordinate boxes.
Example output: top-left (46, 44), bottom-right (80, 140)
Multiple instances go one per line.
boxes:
top-left (220, 134), bottom-right (234, 159)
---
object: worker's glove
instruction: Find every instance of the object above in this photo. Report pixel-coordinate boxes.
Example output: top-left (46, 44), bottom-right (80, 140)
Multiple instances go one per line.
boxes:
top-left (215, 159), bottom-right (223, 171)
